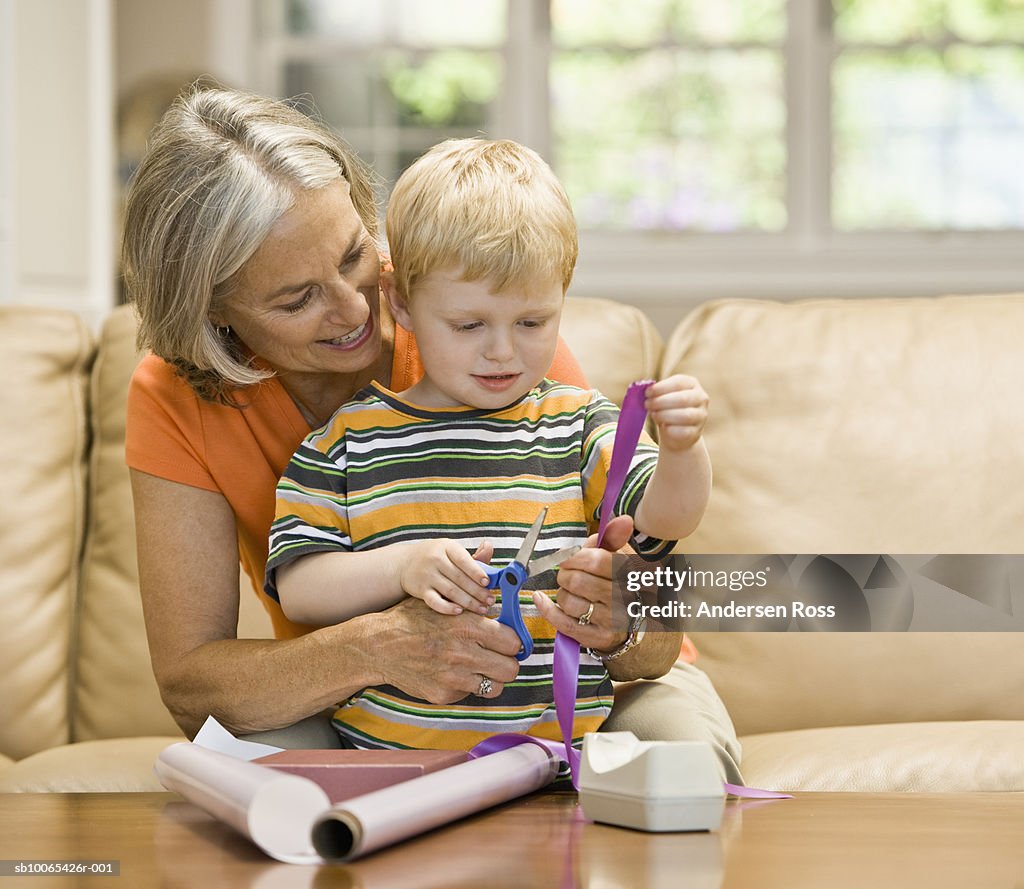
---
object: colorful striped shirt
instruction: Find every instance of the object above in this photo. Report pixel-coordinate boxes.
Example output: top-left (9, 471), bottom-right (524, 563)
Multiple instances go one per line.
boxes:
top-left (266, 379), bottom-right (673, 755)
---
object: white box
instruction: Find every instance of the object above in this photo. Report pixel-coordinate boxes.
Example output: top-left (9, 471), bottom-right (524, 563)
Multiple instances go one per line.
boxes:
top-left (578, 732), bottom-right (725, 832)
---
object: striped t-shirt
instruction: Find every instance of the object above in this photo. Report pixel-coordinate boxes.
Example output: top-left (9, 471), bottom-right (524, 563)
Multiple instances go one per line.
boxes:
top-left (266, 379), bottom-right (673, 754)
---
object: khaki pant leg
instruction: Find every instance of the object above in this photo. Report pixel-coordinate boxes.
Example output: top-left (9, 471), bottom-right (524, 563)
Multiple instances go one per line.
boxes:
top-left (602, 661), bottom-right (744, 785)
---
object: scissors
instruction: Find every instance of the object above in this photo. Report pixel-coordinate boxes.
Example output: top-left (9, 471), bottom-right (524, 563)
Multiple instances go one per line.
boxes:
top-left (475, 506), bottom-right (580, 661)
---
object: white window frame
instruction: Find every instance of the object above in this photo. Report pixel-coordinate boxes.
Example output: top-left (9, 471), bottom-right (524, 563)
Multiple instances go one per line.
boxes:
top-left (251, 0), bottom-right (1024, 324)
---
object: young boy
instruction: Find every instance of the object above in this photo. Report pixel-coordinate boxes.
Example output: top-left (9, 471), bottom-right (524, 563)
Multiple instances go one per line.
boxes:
top-left (265, 138), bottom-right (711, 756)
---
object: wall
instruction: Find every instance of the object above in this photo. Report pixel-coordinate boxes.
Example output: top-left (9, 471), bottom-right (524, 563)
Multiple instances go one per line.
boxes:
top-left (0, 0), bottom-right (114, 327)
top-left (116, 0), bottom-right (252, 101)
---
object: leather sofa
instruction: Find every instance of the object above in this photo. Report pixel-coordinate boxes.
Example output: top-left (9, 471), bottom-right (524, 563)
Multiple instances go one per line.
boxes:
top-left (1, 294), bottom-right (1022, 793)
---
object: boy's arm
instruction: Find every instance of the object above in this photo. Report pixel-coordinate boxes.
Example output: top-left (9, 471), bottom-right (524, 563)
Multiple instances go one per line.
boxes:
top-left (632, 375), bottom-right (712, 541)
top-left (275, 539), bottom-right (497, 626)
top-left (633, 437), bottom-right (712, 540)
top-left (275, 549), bottom-right (408, 626)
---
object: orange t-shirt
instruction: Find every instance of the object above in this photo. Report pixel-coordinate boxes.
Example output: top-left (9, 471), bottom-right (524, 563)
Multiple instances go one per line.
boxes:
top-left (126, 323), bottom-right (588, 640)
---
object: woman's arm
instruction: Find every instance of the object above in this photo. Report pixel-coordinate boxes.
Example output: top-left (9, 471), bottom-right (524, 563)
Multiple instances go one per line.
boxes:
top-left (132, 470), bottom-right (521, 737)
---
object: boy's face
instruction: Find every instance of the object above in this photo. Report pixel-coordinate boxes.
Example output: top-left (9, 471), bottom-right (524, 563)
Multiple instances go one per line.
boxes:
top-left (385, 268), bottom-right (564, 410)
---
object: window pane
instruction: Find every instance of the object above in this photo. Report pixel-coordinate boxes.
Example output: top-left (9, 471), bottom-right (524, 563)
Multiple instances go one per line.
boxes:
top-left (553, 50), bottom-right (785, 230)
top-left (947, 0), bottom-right (1024, 42)
top-left (833, 48), bottom-right (1024, 229)
top-left (286, 51), bottom-right (501, 131)
top-left (285, 49), bottom-right (501, 194)
top-left (834, 0), bottom-right (1024, 44)
top-left (393, 0), bottom-right (505, 46)
top-left (386, 51), bottom-right (502, 127)
top-left (285, 0), bottom-right (388, 40)
top-left (669, 0), bottom-right (786, 43)
top-left (286, 0), bottom-right (506, 45)
top-left (285, 56), bottom-right (380, 130)
top-left (833, 0), bottom-right (949, 43)
top-left (553, 0), bottom-right (784, 46)
top-left (553, 0), bottom-right (677, 48)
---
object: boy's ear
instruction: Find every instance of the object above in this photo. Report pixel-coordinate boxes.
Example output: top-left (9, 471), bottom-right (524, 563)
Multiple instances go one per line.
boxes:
top-left (381, 268), bottom-right (414, 332)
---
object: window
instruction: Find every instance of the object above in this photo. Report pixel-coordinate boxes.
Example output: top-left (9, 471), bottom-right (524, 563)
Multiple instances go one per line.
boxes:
top-left (253, 0), bottom-right (1024, 311)
top-left (831, 0), bottom-right (1024, 230)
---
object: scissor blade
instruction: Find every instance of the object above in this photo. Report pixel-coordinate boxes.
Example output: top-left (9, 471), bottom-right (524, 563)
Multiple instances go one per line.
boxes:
top-left (513, 507), bottom-right (548, 566)
top-left (527, 545), bottom-right (581, 577)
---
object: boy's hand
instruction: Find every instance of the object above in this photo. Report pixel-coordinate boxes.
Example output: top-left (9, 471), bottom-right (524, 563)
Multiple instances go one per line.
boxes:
top-left (399, 539), bottom-right (496, 616)
top-left (645, 374), bottom-right (709, 453)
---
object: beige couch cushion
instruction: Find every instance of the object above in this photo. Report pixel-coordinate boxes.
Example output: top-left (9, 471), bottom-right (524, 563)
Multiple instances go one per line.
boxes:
top-left (694, 632), bottom-right (1024, 737)
top-left (74, 305), bottom-right (182, 740)
top-left (0, 737), bottom-right (180, 792)
top-left (741, 721), bottom-right (1024, 792)
top-left (0, 308), bottom-right (93, 760)
top-left (665, 296), bottom-right (1024, 733)
top-left (664, 294), bottom-right (1024, 554)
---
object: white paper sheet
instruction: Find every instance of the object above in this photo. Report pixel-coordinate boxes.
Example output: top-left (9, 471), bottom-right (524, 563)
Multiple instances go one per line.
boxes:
top-left (192, 714), bottom-right (284, 760)
top-left (155, 742), bottom-right (328, 864)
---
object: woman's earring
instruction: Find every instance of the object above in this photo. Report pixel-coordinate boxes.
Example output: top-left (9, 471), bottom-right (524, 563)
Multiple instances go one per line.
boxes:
top-left (216, 325), bottom-right (232, 338)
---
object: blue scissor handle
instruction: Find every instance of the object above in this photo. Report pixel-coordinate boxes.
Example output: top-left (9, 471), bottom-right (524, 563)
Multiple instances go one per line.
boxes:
top-left (477, 560), bottom-right (533, 661)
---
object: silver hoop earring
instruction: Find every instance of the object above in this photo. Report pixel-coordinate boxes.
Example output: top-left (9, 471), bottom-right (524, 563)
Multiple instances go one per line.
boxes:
top-left (216, 325), bottom-right (232, 338)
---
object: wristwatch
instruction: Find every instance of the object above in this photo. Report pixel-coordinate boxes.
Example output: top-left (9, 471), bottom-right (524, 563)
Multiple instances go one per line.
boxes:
top-left (587, 608), bottom-right (647, 663)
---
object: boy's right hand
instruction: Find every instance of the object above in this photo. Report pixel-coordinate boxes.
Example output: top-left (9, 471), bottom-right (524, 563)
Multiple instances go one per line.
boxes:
top-left (399, 539), bottom-right (497, 615)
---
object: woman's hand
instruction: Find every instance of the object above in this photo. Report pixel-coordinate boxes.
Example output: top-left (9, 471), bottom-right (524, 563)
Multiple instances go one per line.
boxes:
top-left (373, 594), bottom-right (522, 703)
top-left (531, 515), bottom-right (634, 651)
top-left (531, 514), bottom-right (681, 680)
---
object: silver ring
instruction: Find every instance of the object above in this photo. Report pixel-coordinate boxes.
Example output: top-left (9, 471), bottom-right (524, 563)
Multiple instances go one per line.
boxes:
top-left (578, 602), bottom-right (595, 626)
top-left (477, 677), bottom-right (493, 697)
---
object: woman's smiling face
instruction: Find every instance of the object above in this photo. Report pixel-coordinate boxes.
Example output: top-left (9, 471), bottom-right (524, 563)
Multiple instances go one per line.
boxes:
top-left (215, 179), bottom-right (383, 379)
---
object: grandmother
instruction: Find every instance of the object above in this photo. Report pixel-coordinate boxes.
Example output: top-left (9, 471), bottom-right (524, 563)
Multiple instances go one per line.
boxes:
top-left (122, 87), bottom-right (740, 779)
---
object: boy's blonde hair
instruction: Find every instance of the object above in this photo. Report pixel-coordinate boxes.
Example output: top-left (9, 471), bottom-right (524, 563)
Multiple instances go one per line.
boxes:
top-left (386, 138), bottom-right (577, 300)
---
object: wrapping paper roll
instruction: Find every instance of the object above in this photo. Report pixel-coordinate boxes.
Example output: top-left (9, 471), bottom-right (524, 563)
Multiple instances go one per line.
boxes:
top-left (313, 742), bottom-right (559, 862)
top-left (155, 742), bottom-right (329, 864)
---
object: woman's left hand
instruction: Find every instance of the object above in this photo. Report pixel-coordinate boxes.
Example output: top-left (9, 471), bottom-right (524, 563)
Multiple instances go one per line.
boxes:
top-left (531, 514), bottom-right (634, 651)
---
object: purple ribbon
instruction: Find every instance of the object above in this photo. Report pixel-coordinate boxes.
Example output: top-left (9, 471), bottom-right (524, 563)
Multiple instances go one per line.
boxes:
top-left (596, 381), bottom-right (655, 549)
top-left (553, 381), bottom-right (655, 787)
top-left (724, 783), bottom-right (791, 799)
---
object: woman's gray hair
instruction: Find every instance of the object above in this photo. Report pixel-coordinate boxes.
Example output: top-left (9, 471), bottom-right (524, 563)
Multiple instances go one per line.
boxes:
top-left (121, 86), bottom-right (379, 404)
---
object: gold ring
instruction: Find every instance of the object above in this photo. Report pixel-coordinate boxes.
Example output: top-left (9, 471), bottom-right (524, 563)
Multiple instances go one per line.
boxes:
top-left (578, 602), bottom-right (595, 626)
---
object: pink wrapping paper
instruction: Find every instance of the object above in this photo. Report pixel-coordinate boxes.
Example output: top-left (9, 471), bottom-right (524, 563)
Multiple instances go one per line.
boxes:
top-left (312, 742), bottom-right (559, 861)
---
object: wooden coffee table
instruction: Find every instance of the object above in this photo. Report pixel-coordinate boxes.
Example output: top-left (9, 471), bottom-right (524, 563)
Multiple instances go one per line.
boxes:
top-left (2, 790), bottom-right (1022, 888)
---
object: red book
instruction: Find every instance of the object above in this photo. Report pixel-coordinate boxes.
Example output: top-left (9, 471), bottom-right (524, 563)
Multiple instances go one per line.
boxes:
top-left (253, 749), bottom-right (469, 802)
